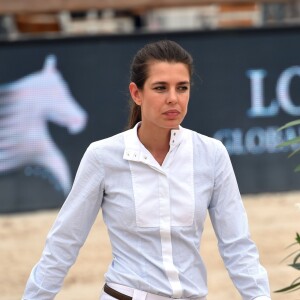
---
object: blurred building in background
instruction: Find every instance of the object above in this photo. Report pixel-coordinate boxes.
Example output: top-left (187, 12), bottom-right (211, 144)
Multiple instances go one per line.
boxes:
top-left (0, 0), bottom-right (299, 38)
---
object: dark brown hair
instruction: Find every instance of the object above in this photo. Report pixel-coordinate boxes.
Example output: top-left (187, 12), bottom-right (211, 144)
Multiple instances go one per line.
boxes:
top-left (128, 40), bottom-right (194, 129)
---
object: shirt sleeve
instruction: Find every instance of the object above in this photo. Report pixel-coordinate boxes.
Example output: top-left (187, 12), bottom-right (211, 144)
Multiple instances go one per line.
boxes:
top-left (208, 141), bottom-right (271, 300)
top-left (22, 143), bottom-right (105, 300)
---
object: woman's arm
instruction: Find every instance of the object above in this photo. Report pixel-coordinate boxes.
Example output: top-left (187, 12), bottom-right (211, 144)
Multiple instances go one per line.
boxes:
top-left (22, 143), bottom-right (105, 300)
top-left (208, 141), bottom-right (271, 300)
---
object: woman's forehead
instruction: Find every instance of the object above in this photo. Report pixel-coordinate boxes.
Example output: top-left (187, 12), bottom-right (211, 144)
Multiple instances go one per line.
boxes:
top-left (146, 61), bottom-right (190, 82)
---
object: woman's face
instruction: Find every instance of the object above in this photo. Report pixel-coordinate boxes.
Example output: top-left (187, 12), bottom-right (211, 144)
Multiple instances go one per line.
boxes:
top-left (130, 61), bottom-right (190, 131)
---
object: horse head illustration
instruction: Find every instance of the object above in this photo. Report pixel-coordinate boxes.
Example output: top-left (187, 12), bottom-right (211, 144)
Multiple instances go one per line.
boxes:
top-left (0, 55), bottom-right (88, 195)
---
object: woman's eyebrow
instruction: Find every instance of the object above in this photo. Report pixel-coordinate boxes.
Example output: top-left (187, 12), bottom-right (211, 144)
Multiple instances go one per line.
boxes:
top-left (151, 81), bottom-right (190, 85)
top-left (151, 81), bottom-right (167, 85)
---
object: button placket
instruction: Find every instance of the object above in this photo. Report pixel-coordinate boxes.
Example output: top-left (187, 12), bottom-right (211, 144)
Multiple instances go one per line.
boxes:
top-left (158, 172), bottom-right (183, 297)
top-left (159, 173), bottom-right (170, 228)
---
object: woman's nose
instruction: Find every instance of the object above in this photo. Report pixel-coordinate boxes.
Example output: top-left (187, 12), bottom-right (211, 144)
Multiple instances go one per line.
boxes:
top-left (167, 88), bottom-right (178, 104)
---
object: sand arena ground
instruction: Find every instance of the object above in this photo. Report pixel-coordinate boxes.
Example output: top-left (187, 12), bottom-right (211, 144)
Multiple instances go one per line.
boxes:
top-left (1, 192), bottom-right (299, 300)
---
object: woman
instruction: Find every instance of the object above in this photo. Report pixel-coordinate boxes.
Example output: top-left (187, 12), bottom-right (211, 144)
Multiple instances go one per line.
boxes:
top-left (22, 40), bottom-right (271, 300)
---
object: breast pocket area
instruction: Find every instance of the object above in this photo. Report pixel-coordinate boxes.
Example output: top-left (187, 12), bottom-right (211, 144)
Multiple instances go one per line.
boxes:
top-left (129, 162), bottom-right (195, 228)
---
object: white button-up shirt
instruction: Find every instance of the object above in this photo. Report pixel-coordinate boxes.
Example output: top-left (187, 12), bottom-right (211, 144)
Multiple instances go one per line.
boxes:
top-left (23, 123), bottom-right (271, 300)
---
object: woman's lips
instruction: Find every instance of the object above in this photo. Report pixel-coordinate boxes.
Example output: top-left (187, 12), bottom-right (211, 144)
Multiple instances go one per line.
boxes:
top-left (163, 110), bottom-right (180, 118)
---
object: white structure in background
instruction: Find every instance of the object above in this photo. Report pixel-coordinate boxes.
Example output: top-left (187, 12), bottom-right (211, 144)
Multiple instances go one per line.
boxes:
top-left (0, 55), bottom-right (87, 195)
top-left (145, 5), bottom-right (262, 31)
top-left (59, 9), bottom-right (135, 34)
top-left (145, 6), bottom-right (219, 31)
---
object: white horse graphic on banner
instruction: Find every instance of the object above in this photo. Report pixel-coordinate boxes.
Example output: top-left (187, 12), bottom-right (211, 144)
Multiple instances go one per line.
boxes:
top-left (0, 55), bottom-right (87, 195)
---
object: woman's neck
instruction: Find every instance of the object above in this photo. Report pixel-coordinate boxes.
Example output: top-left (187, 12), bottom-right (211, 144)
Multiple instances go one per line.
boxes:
top-left (137, 124), bottom-right (172, 165)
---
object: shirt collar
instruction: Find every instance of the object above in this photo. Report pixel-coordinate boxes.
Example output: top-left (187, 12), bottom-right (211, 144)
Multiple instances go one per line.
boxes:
top-left (123, 122), bottom-right (185, 164)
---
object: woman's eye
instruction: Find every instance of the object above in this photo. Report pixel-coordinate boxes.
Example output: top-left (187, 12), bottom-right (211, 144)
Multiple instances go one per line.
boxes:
top-left (154, 86), bottom-right (166, 91)
top-left (178, 86), bottom-right (189, 92)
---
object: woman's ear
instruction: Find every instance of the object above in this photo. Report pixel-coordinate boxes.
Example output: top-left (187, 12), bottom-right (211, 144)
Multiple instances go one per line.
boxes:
top-left (129, 82), bottom-right (142, 106)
